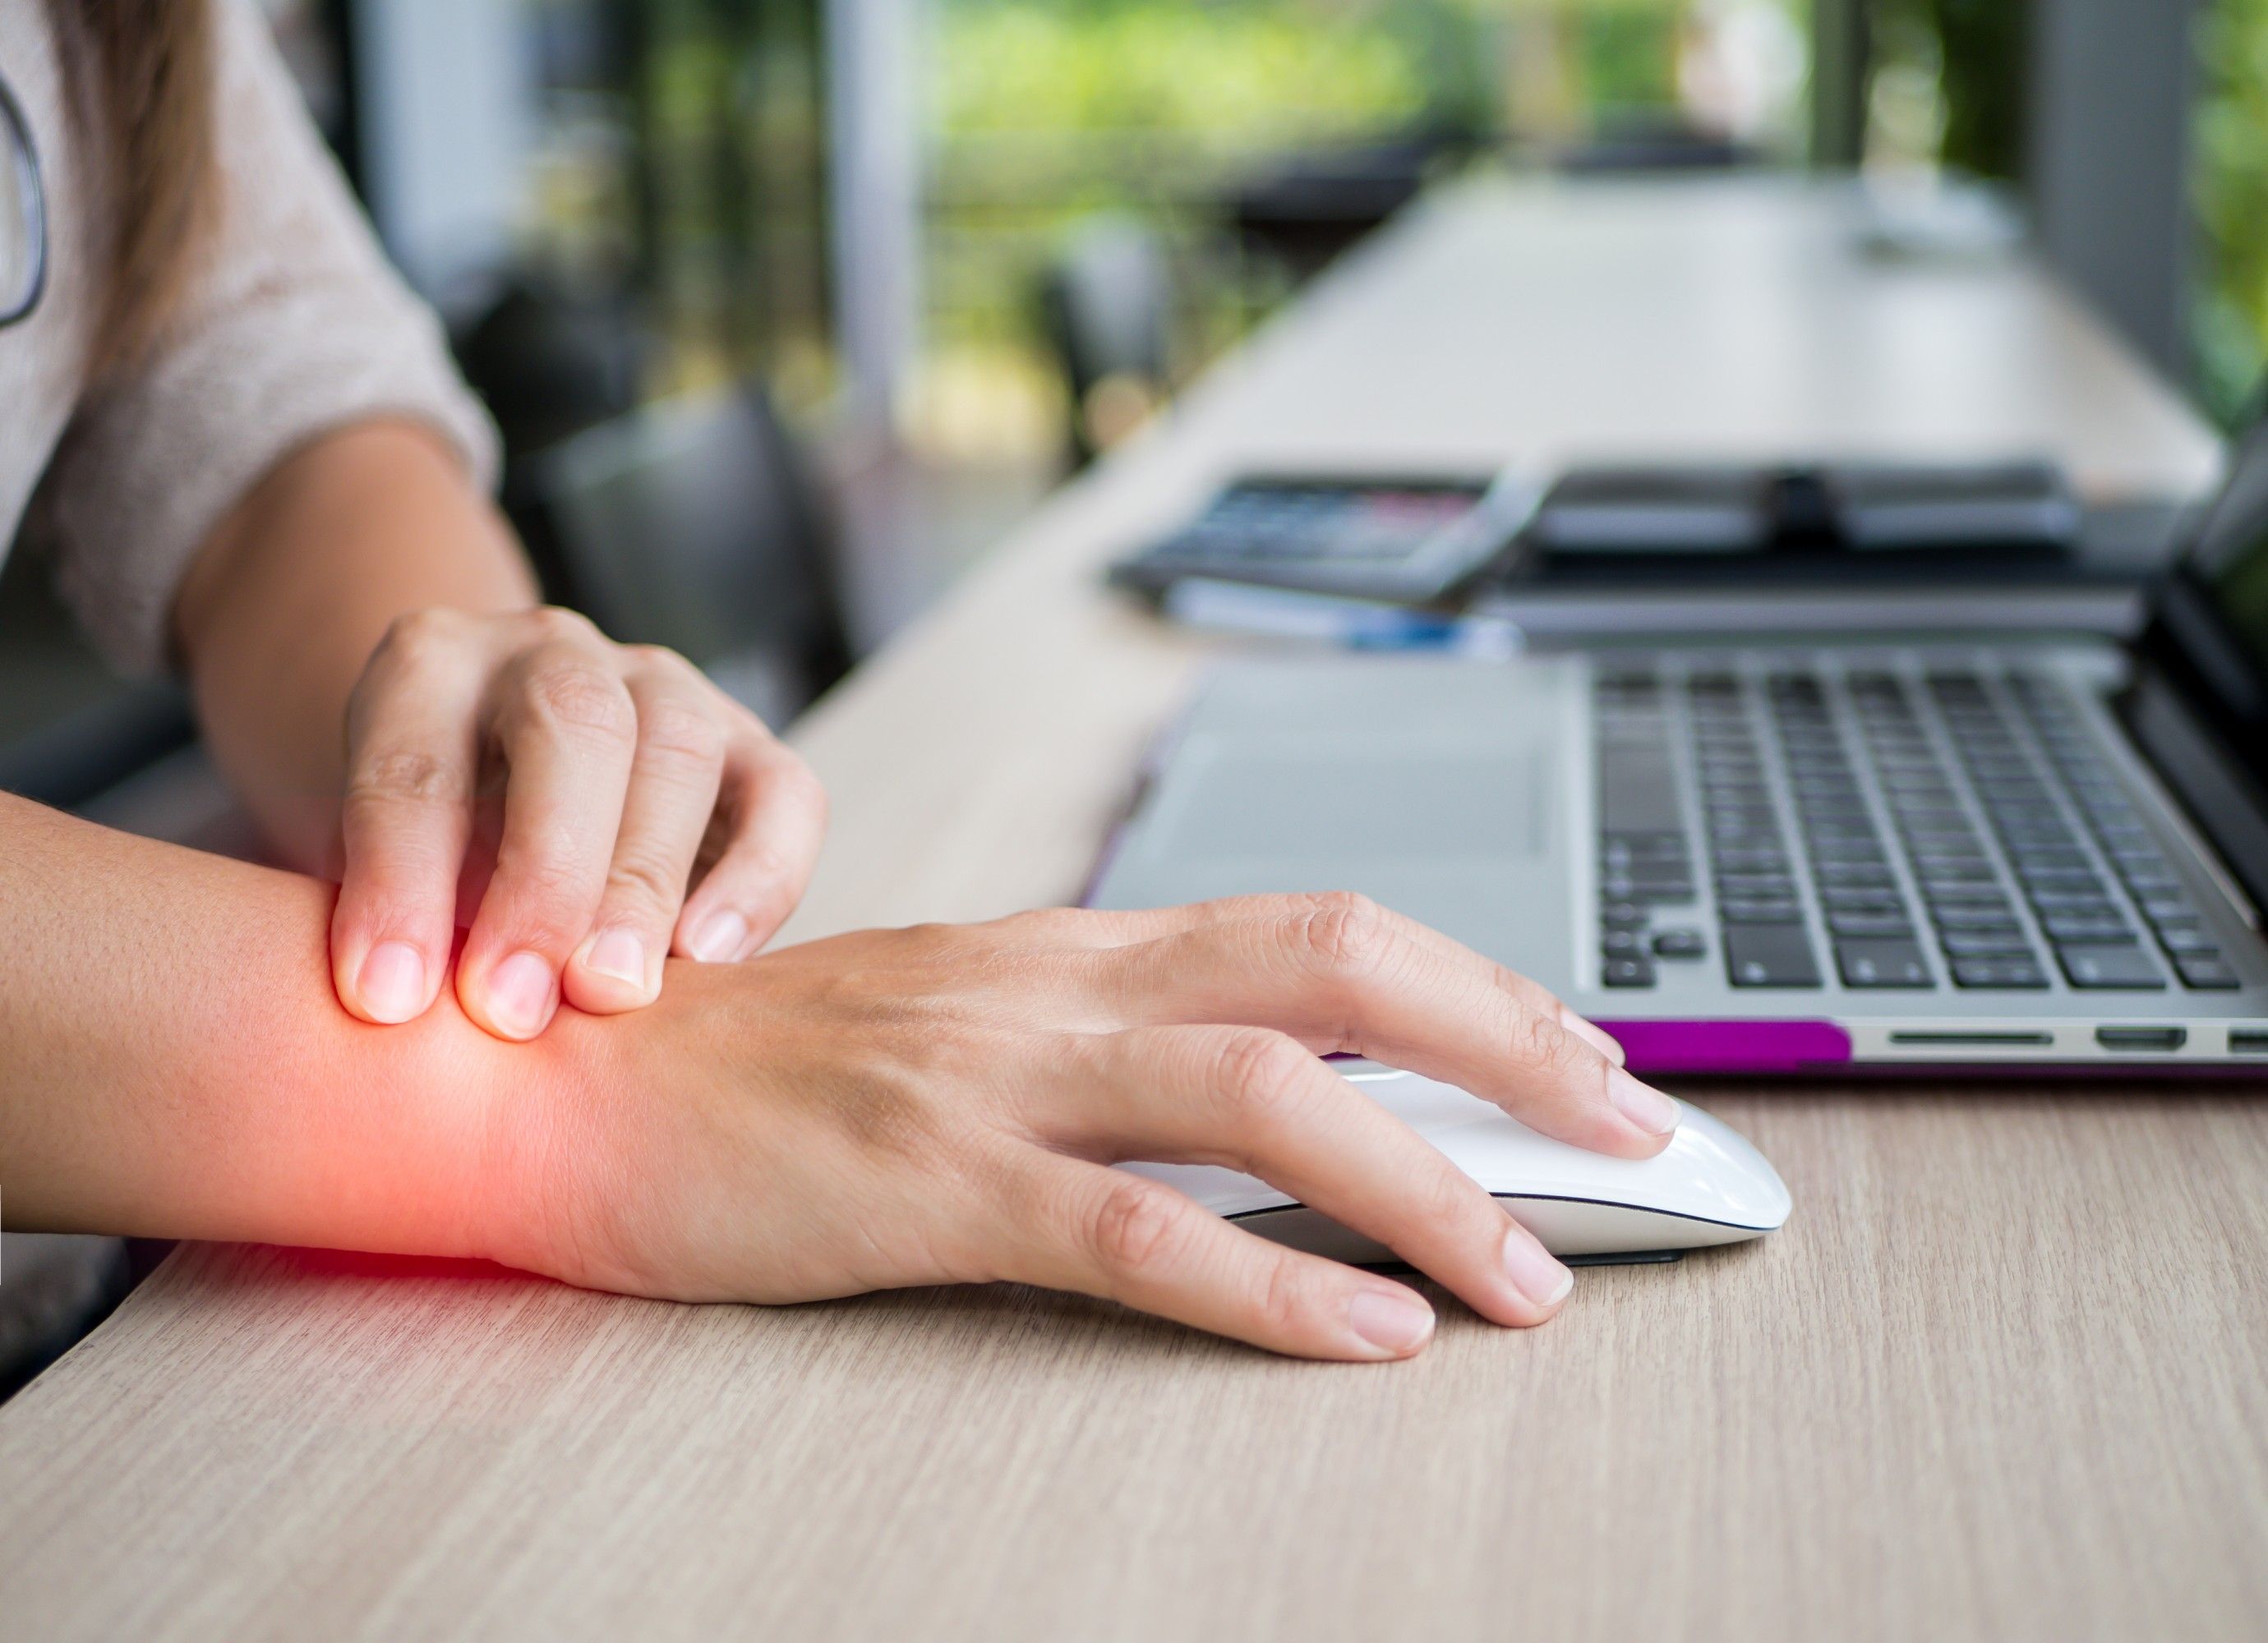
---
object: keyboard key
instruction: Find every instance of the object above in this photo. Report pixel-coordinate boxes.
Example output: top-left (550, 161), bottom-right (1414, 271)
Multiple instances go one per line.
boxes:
top-left (2040, 913), bottom-right (2135, 943)
top-left (1717, 872), bottom-right (1798, 898)
top-left (1940, 930), bottom-right (2037, 958)
top-left (1934, 906), bottom-right (2022, 932)
top-left (1604, 879), bottom-right (1696, 905)
top-left (1925, 884), bottom-right (2014, 907)
top-left (1814, 843), bottom-right (1891, 868)
top-left (2175, 955), bottom-right (2241, 990)
top-left (1916, 859), bottom-right (1997, 884)
top-left (1652, 929), bottom-right (1708, 960)
top-left (1725, 924), bottom-right (1823, 987)
top-left (1951, 957), bottom-right (2050, 990)
top-left (2118, 864), bottom-right (2182, 892)
top-left (1602, 929), bottom-right (1649, 960)
top-left (2155, 926), bottom-right (2220, 956)
top-left (1828, 911), bottom-right (1917, 939)
top-left (1721, 898), bottom-right (1805, 924)
top-left (2023, 891), bottom-right (2120, 916)
top-left (1600, 747), bottom-right (1681, 834)
top-left (1904, 828), bottom-right (1984, 853)
top-left (1601, 903), bottom-right (1650, 929)
top-left (1816, 861), bottom-right (1897, 888)
top-left (1602, 957), bottom-right (1657, 989)
top-left (1602, 830), bottom-right (1688, 858)
top-left (2056, 945), bottom-right (2166, 991)
top-left (1835, 938), bottom-right (1934, 988)
top-left (2015, 865), bottom-right (2101, 890)
top-left (1822, 887), bottom-right (1907, 913)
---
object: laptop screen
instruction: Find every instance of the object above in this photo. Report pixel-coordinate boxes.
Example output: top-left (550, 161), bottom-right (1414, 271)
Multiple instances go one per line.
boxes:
top-left (2124, 425), bottom-right (2268, 912)
top-left (2191, 448), bottom-right (2268, 688)
top-left (2153, 423), bottom-right (2268, 745)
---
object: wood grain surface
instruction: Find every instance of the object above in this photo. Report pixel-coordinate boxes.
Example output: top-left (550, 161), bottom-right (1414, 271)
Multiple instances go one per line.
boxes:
top-left (2, 178), bottom-right (2258, 1643)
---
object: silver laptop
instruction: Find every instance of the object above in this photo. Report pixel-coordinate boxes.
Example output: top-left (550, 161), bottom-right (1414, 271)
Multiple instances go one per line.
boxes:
top-left (1087, 428), bottom-right (2268, 1075)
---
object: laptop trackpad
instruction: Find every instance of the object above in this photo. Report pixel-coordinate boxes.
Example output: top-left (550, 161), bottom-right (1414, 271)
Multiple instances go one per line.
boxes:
top-left (1162, 745), bottom-right (1552, 863)
top-left (1087, 656), bottom-right (1583, 978)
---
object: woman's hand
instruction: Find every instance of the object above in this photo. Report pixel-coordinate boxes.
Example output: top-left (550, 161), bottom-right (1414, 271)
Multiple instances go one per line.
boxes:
top-left (516, 894), bottom-right (1681, 1361)
top-left (328, 607), bottom-right (827, 1041)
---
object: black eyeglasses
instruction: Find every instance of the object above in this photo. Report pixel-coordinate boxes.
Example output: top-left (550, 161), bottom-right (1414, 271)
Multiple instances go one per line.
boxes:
top-left (1, 67), bottom-right (48, 331)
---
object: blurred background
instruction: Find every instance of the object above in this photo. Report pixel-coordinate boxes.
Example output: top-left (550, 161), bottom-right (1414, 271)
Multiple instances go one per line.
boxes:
top-left (268, 1), bottom-right (2268, 628)
top-left (2, 0), bottom-right (2262, 837)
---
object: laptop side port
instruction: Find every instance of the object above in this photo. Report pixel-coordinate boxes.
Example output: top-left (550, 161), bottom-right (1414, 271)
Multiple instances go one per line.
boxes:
top-left (2233, 1030), bottom-right (2268, 1056)
top-left (2096, 1026), bottom-right (2189, 1052)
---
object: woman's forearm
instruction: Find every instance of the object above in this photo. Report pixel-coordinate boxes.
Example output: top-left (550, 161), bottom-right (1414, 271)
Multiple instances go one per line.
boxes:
top-left (172, 420), bottom-right (539, 874)
top-left (0, 793), bottom-right (557, 1259)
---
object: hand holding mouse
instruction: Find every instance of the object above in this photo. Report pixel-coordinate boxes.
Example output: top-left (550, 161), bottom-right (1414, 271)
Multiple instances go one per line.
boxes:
top-left (500, 893), bottom-right (1681, 1360)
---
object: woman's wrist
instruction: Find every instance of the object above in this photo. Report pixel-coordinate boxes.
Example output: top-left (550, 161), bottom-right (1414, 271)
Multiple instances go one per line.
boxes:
top-left (457, 966), bottom-right (694, 1287)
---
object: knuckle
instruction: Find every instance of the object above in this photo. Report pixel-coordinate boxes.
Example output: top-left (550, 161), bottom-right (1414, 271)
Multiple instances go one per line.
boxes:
top-left (1088, 1177), bottom-right (1188, 1283)
top-left (1007, 907), bottom-right (1093, 943)
top-left (1414, 1158), bottom-right (1481, 1231)
top-left (528, 605), bottom-right (598, 644)
top-left (1495, 961), bottom-right (1563, 1018)
top-left (638, 697), bottom-right (728, 770)
top-left (495, 826), bottom-right (595, 911)
top-left (347, 748), bottom-right (460, 811)
top-left (1293, 891), bottom-right (1394, 981)
top-left (380, 606), bottom-right (463, 661)
top-left (1210, 1028), bottom-right (1314, 1127)
top-left (1253, 1254), bottom-right (1316, 1338)
top-left (523, 665), bottom-right (635, 743)
top-left (607, 848), bottom-right (689, 914)
top-left (627, 643), bottom-right (703, 682)
top-left (1508, 1002), bottom-right (1583, 1079)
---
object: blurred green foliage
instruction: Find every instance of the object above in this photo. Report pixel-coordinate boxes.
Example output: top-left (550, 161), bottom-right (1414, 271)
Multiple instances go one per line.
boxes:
top-left (2196, 0), bottom-right (2268, 424)
top-left (937, 5), bottom-right (1434, 145)
top-left (936, 0), bottom-right (1726, 148)
top-left (925, 0), bottom-right (1710, 373)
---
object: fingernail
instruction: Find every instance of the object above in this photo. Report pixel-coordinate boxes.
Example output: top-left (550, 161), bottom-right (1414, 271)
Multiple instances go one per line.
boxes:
top-left (486, 950), bottom-right (558, 1038)
top-left (1504, 1226), bottom-right (1574, 1310)
top-left (357, 941), bottom-right (427, 1024)
top-left (1608, 1067), bottom-right (1681, 1136)
top-left (1347, 1286), bottom-right (1435, 1356)
top-left (582, 927), bottom-right (648, 990)
top-left (1560, 1004), bottom-right (1627, 1066)
top-left (689, 908), bottom-right (749, 964)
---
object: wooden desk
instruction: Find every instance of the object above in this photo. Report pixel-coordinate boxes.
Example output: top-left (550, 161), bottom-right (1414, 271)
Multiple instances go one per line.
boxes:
top-left (3, 178), bottom-right (2260, 1643)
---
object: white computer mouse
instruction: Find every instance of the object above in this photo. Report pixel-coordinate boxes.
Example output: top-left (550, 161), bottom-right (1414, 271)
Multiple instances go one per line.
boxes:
top-left (1122, 1062), bottom-right (1791, 1261)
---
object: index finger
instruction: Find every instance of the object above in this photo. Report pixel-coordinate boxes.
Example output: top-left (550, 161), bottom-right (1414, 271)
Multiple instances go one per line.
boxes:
top-left (1086, 891), bottom-right (1679, 1158)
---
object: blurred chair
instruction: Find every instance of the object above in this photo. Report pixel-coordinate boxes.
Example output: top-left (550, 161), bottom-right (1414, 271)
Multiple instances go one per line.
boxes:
top-left (1040, 217), bottom-right (1174, 467)
top-left (451, 276), bottom-right (651, 606)
top-left (453, 275), bottom-right (648, 464)
top-left (1229, 131), bottom-right (1467, 283)
top-left (1551, 116), bottom-right (1757, 175)
top-left (519, 386), bottom-right (855, 728)
top-left (0, 544), bottom-right (194, 812)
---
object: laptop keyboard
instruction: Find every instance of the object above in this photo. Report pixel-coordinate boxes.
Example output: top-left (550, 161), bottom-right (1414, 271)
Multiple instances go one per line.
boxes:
top-left (1593, 660), bottom-right (2242, 994)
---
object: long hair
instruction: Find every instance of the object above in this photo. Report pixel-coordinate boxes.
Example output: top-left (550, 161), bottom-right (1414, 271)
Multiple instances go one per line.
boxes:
top-left (49, 0), bottom-right (218, 374)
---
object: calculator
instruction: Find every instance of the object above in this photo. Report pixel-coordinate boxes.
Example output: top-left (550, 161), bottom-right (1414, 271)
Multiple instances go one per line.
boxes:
top-left (1108, 472), bottom-right (1540, 605)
